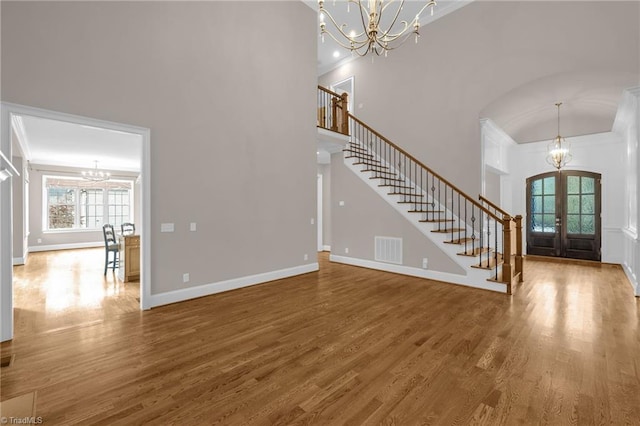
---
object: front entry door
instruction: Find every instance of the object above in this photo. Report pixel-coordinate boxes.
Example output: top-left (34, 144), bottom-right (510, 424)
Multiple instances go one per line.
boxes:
top-left (526, 170), bottom-right (601, 261)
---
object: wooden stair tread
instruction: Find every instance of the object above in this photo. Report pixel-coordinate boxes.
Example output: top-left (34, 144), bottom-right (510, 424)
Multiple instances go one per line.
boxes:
top-left (388, 192), bottom-right (423, 197)
top-left (486, 270), bottom-right (519, 284)
top-left (431, 228), bottom-right (464, 234)
top-left (398, 201), bottom-right (434, 205)
top-left (362, 170), bottom-right (396, 175)
top-left (345, 155), bottom-right (374, 160)
top-left (378, 184), bottom-right (413, 189)
top-left (418, 218), bottom-right (455, 222)
top-left (369, 177), bottom-right (404, 182)
top-left (471, 253), bottom-right (504, 270)
top-left (457, 247), bottom-right (492, 257)
top-left (407, 210), bottom-right (443, 214)
top-left (354, 162), bottom-right (385, 168)
top-left (444, 237), bottom-right (473, 244)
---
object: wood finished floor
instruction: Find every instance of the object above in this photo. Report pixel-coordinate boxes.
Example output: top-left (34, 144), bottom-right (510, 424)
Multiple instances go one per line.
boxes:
top-left (1, 250), bottom-right (639, 425)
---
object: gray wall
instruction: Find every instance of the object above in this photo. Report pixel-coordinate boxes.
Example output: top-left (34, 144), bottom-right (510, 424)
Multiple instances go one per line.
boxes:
top-left (331, 153), bottom-right (463, 274)
top-left (2, 1), bottom-right (317, 294)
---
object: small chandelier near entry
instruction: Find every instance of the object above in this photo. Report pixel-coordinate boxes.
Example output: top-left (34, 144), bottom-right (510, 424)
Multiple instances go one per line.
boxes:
top-left (82, 160), bottom-right (110, 182)
top-left (318, 0), bottom-right (437, 57)
top-left (546, 102), bottom-right (572, 170)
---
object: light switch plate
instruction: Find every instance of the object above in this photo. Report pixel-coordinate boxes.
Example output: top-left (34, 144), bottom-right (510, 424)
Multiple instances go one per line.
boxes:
top-left (190, 222), bottom-right (197, 232)
top-left (161, 223), bottom-right (174, 233)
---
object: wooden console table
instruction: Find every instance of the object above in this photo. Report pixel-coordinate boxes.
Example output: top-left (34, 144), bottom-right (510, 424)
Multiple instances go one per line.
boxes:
top-left (118, 234), bottom-right (140, 282)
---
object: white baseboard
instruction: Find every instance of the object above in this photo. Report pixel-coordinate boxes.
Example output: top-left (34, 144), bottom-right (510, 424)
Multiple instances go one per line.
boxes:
top-left (322, 245), bottom-right (331, 251)
top-left (13, 248), bottom-right (29, 265)
top-left (148, 262), bottom-right (320, 308)
top-left (329, 255), bottom-right (507, 293)
top-left (29, 241), bottom-right (103, 253)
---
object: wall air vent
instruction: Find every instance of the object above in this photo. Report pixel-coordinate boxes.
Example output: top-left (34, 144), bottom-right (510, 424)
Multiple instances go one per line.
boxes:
top-left (375, 236), bottom-right (403, 265)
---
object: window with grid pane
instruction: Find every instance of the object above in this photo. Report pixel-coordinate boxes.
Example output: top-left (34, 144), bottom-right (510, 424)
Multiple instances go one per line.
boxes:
top-left (44, 176), bottom-right (132, 231)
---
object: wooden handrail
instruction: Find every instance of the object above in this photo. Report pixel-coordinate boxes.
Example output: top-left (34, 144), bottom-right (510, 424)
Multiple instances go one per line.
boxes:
top-left (348, 112), bottom-right (502, 223)
top-left (318, 85), bottom-right (342, 99)
top-left (479, 195), bottom-right (511, 219)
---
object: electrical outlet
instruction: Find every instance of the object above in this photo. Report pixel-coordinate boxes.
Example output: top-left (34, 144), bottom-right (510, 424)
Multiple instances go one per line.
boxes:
top-left (304, 254), bottom-right (309, 261)
top-left (183, 273), bottom-right (190, 283)
top-left (422, 258), bottom-right (428, 269)
top-left (310, 218), bottom-right (315, 225)
top-left (37, 238), bottom-right (42, 244)
top-left (190, 222), bottom-right (197, 231)
top-left (345, 247), bottom-right (349, 254)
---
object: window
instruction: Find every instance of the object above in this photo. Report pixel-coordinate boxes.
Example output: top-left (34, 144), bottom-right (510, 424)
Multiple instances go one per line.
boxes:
top-left (44, 176), bottom-right (133, 231)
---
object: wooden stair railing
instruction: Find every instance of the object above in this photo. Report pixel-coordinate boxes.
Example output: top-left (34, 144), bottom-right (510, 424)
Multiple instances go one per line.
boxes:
top-left (479, 195), bottom-right (524, 284)
top-left (317, 86), bottom-right (349, 135)
top-left (345, 112), bottom-right (520, 294)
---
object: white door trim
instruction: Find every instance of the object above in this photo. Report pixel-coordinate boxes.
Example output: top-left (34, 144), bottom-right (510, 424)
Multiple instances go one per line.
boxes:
top-left (317, 174), bottom-right (323, 252)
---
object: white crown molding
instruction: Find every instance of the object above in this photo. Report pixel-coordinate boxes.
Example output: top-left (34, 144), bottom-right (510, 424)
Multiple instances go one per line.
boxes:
top-left (612, 86), bottom-right (640, 134)
top-left (10, 114), bottom-right (33, 161)
top-left (480, 118), bottom-right (517, 147)
top-left (147, 262), bottom-right (320, 308)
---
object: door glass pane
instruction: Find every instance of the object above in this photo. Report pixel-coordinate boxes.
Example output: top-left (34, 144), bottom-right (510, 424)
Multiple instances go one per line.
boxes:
top-left (582, 194), bottom-right (595, 214)
top-left (543, 214), bottom-right (555, 233)
top-left (532, 179), bottom-right (542, 196)
top-left (581, 177), bottom-right (594, 194)
top-left (582, 215), bottom-right (595, 235)
top-left (567, 214), bottom-right (580, 233)
top-left (543, 195), bottom-right (555, 213)
top-left (567, 195), bottom-right (580, 214)
top-left (543, 177), bottom-right (555, 194)
top-left (567, 176), bottom-right (580, 194)
top-left (532, 195), bottom-right (542, 214)
top-left (531, 214), bottom-right (542, 232)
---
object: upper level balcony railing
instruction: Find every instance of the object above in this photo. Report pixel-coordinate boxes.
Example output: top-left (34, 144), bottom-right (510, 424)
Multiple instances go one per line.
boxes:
top-left (317, 86), bottom-right (349, 136)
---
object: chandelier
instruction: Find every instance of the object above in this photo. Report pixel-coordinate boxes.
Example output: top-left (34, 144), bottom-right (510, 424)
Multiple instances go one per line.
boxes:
top-left (81, 160), bottom-right (110, 182)
top-left (319, 0), bottom-right (437, 57)
top-left (546, 102), bottom-right (572, 170)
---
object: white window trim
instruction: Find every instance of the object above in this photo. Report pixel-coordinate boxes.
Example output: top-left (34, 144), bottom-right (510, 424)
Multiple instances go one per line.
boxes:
top-left (42, 174), bottom-right (134, 232)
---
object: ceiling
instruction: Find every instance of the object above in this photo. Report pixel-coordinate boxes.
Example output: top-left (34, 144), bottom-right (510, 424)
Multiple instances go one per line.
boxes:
top-left (311, 0), bottom-right (472, 75)
top-left (13, 114), bottom-right (142, 172)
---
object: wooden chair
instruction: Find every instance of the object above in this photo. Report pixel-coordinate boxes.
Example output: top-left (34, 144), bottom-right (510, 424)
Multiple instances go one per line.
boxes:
top-left (103, 224), bottom-right (119, 275)
top-left (121, 222), bottom-right (135, 236)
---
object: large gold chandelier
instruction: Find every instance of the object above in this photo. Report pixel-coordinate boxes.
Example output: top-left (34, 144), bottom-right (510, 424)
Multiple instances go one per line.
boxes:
top-left (319, 0), bottom-right (437, 57)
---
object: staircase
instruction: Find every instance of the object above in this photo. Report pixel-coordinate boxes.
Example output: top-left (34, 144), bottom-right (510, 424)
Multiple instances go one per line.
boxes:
top-left (318, 86), bottom-right (523, 294)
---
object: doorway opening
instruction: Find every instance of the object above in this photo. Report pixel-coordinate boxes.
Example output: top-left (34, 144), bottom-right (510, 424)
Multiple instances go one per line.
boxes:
top-left (1, 102), bottom-right (151, 342)
top-left (526, 170), bottom-right (601, 261)
top-left (331, 76), bottom-right (355, 113)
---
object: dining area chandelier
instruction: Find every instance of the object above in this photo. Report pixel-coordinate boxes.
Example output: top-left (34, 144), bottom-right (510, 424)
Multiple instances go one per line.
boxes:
top-left (319, 0), bottom-right (437, 57)
top-left (81, 160), bottom-right (110, 182)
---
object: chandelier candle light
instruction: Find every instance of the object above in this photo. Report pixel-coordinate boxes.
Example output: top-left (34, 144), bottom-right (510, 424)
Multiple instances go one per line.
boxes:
top-left (546, 102), bottom-right (572, 170)
top-left (319, 0), bottom-right (437, 57)
top-left (82, 160), bottom-right (110, 182)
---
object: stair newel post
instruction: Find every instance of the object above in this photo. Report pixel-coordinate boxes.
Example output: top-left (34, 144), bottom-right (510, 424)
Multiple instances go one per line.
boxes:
top-left (502, 214), bottom-right (513, 294)
top-left (330, 96), bottom-right (339, 132)
top-left (515, 215), bottom-right (523, 282)
top-left (340, 92), bottom-right (349, 135)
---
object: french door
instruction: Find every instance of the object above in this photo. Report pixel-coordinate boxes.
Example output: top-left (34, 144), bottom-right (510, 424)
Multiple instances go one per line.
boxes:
top-left (526, 170), bottom-right (601, 261)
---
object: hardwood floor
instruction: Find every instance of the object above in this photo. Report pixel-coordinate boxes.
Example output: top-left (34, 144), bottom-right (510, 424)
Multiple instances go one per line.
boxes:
top-left (1, 251), bottom-right (639, 424)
